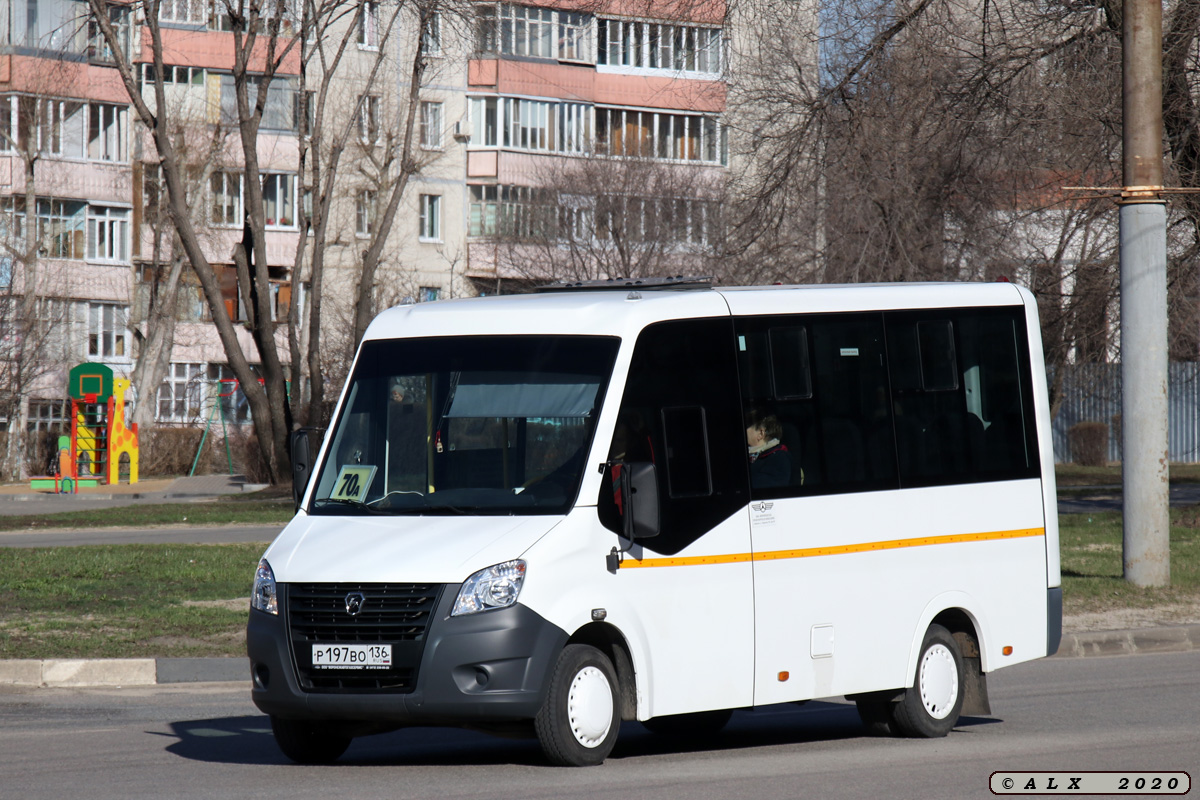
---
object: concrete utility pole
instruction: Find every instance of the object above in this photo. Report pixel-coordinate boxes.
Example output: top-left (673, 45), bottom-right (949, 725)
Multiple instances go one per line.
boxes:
top-left (1120, 0), bottom-right (1170, 586)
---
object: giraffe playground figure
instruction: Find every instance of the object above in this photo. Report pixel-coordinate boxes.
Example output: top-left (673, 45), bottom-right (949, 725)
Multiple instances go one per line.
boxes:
top-left (107, 377), bottom-right (139, 484)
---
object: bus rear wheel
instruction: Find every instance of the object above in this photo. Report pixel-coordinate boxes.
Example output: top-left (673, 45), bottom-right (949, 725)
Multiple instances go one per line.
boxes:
top-left (535, 644), bottom-right (620, 766)
top-left (891, 624), bottom-right (964, 738)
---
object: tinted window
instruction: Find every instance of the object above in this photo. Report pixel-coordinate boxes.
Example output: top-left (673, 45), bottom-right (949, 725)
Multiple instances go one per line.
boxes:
top-left (737, 313), bottom-right (897, 498)
top-left (602, 318), bottom-right (747, 554)
top-left (737, 306), bottom-right (1040, 498)
top-left (886, 308), bottom-right (1039, 487)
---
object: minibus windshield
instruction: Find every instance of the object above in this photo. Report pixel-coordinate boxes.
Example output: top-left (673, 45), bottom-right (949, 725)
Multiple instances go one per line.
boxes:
top-left (309, 335), bottom-right (621, 516)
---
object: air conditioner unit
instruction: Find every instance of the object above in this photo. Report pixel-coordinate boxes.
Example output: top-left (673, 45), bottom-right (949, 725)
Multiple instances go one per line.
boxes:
top-left (452, 120), bottom-right (470, 143)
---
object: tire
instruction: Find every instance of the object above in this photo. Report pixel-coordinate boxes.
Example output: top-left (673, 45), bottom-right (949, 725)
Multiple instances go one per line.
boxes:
top-left (270, 716), bottom-right (352, 764)
top-left (642, 708), bottom-right (733, 738)
top-left (854, 699), bottom-right (895, 736)
top-left (891, 624), bottom-right (965, 738)
top-left (535, 644), bottom-right (620, 766)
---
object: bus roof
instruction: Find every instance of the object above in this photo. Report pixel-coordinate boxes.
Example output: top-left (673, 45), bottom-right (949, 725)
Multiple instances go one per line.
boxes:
top-left (362, 282), bottom-right (1031, 342)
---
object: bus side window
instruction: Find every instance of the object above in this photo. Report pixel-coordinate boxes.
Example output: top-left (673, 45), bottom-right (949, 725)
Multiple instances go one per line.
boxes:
top-left (600, 318), bottom-right (747, 554)
top-left (886, 308), bottom-right (1039, 487)
top-left (737, 313), bottom-right (896, 499)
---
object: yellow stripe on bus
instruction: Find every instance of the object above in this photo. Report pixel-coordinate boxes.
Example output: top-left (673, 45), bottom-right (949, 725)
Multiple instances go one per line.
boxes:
top-left (617, 527), bottom-right (1045, 570)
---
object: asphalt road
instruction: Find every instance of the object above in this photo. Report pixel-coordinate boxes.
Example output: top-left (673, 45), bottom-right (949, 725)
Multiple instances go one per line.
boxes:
top-left (0, 650), bottom-right (1196, 800)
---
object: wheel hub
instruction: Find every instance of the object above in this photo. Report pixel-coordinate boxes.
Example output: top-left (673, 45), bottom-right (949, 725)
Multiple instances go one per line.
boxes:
top-left (567, 665), bottom-right (614, 747)
top-left (919, 643), bottom-right (959, 720)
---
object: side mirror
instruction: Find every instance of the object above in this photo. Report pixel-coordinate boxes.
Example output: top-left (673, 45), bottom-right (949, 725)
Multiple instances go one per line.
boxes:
top-left (290, 428), bottom-right (313, 512)
top-left (617, 461), bottom-right (660, 540)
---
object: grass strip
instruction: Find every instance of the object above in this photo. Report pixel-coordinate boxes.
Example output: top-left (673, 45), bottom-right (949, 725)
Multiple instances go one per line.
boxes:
top-left (1055, 463), bottom-right (1200, 486)
top-left (0, 497), bottom-right (294, 532)
top-left (1058, 508), bottom-right (1200, 615)
top-left (0, 543), bottom-right (266, 659)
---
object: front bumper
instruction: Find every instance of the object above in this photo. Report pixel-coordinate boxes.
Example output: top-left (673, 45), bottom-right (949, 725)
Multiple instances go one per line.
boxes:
top-left (247, 584), bottom-right (568, 725)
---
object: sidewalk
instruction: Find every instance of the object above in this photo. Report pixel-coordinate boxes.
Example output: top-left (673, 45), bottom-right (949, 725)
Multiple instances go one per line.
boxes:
top-left (1, 623), bottom-right (1196, 688)
top-left (0, 474), bottom-right (269, 517)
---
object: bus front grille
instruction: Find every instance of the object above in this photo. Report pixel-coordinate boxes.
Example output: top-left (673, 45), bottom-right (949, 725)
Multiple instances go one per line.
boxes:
top-left (286, 583), bottom-right (443, 694)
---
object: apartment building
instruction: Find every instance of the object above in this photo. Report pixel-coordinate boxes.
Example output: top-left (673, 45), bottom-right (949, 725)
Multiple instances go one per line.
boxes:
top-left (0, 0), bottom-right (784, 476)
top-left (461, 0), bottom-right (731, 291)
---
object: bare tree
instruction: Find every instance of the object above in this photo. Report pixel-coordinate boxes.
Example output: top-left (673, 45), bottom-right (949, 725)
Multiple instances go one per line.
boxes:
top-left (88, 0), bottom-right (305, 482)
top-left (480, 155), bottom-right (727, 285)
top-left (291, 0), bottom-right (463, 424)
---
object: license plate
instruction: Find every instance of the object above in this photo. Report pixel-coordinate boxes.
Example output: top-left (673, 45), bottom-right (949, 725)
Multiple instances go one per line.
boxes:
top-left (311, 644), bottom-right (392, 669)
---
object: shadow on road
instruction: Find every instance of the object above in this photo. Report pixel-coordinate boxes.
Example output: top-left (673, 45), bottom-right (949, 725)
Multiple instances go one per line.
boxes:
top-left (158, 701), bottom-right (986, 767)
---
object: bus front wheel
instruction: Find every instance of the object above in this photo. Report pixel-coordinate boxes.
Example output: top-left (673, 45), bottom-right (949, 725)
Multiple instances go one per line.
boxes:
top-left (270, 716), bottom-right (352, 764)
top-left (892, 623), bottom-right (964, 738)
top-left (535, 644), bottom-right (620, 766)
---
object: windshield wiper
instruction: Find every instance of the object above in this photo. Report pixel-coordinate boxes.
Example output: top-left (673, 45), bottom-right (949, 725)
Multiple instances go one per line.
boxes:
top-left (314, 498), bottom-right (391, 515)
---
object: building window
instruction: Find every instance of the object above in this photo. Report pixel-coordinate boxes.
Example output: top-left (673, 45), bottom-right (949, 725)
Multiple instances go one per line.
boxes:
top-left (420, 286), bottom-right (440, 302)
top-left (157, 363), bottom-right (204, 423)
top-left (219, 75), bottom-right (298, 132)
top-left (558, 11), bottom-right (590, 61)
top-left (87, 206), bottom-right (130, 263)
top-left (159, 0), bottom-right (208, 25)
top-left (474, 5), bottom-right (497, 54)
top-left (356, 189), bottom-right (376, 236)
top-left (597, 19), bottom-right (722, 75)
top-left (88, 302), bottom-right (128, 359)
top-left (262, 174), bottom-right (297, 228)
top-left (143, 64), bottom-right (207, 87)
top-left (27, 399), bottom-right (69, 434)
top-left (210, 0), bottom-right (299, 33)
top-left (421, 12), bottom-right (442, 55)
top-left (88, 103), bottom-right (127, 161)
top-left (595, 107), bottom-right (727, 165)
top-left (469, 97), bottom-right (590, 155)
top-left (420, 101), bottom-right (443, 149)
top-left (37, 199), bottom-right (86, 259)
top-left (419, 194), bottom-right (441, 241)
top-left (357, 0), bottom-right (379, 47)
top-left (210, 171), bottom-right (243, 227)
top-left (0, 96), bottom-right (13, 152)
top-left (494, 5), bottom-right (592, 62)
top-left (88, 5), bottom-right (130, 62)
top-left (469, 185), bottom-right (498, 236)
top-left (357, 95), bottom-right (380, 145)
top-left (19, 98), bottom-right (87, 158)
top-left (34, 297), bottom-right (74, 361)
top-left (469, 97), bottom-right (498, 147)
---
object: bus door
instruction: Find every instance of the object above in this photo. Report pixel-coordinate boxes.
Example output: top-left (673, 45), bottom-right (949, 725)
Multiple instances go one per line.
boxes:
top-left (601, 318), bottom-right (755, 718)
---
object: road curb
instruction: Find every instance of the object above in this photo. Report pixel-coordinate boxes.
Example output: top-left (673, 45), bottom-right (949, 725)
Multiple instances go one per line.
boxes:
top-left (0, 657), bottom-right (249, 687)
top-left (1055, 623), bottom-right (1200, 658)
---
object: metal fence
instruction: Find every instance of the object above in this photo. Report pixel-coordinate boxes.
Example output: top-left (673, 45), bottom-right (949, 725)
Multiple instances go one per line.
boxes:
top-left (1051, 363), bottom-right (1200, 463)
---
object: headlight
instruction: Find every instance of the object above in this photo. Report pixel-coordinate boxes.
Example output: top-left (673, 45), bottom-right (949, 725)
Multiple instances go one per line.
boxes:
top-left (451, 560), bottom-right (526, 616)
top-left (251, 558), bottom-right (278, 615)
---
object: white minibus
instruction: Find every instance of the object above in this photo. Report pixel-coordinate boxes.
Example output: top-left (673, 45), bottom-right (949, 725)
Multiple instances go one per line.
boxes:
top-left (247, 278), bottom-right (1061, 766)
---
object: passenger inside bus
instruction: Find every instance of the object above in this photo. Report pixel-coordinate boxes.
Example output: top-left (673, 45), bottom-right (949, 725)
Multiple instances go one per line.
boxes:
top-left (746, 409), bottom-right (791, 489)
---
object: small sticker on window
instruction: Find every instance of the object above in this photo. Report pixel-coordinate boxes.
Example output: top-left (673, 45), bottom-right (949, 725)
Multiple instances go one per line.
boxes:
top-left (738, 335), bottom-right (747, 352)
top-left (840, 347), bottom-right (859, 357)
top-left (330, 465), bottom-right (377, 503)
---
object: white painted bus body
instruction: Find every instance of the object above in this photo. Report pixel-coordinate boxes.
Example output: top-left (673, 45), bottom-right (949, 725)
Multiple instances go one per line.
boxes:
top-left (247, 282), bottom-right (1060, 761)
